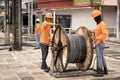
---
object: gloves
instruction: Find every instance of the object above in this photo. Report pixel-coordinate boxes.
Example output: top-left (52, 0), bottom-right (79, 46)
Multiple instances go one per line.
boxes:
top-left (90, 33), bottom-right (95, 40)
top-left (55, 24), bottom-right (61, 28)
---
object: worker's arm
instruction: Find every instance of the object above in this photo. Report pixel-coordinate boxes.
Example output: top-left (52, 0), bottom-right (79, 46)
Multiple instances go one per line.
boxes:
top-left (47, 22), bottom-right (61, 27)
top-left (95, 23), bottom-right (108, 40)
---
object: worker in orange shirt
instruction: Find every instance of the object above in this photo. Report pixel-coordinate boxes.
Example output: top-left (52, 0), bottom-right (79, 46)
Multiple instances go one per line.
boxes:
top-left (34, 18), bottom-right (41, 49)
top-left (91, 10), bottom-right (108, 77)
top-left (40, 12), bottom-right (61, 72)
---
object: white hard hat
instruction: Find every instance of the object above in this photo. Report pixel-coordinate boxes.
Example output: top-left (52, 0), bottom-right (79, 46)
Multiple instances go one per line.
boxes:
top-left (36, 18), bottom-right (40, 22)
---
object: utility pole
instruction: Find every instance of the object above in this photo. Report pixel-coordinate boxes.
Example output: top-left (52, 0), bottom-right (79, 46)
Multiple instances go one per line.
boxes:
top-left (5, 0), bottom-right (10, 43)
top-left (12, 0), bottom-right (22, 50)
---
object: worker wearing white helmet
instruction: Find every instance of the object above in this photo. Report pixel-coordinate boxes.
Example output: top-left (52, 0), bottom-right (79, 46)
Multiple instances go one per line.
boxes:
top-left (36, 18), bottom-right (40, 22)
top-left (34, 18), bottom-right (41, 49)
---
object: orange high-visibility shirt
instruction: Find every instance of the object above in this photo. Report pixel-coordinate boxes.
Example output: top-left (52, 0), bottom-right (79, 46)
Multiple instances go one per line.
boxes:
top-left (40, 21), bottom-right (56, 45)
top-left (35, 23), bottom-right (41, 35)
top-left (94, 21), bottom-right (108, 45)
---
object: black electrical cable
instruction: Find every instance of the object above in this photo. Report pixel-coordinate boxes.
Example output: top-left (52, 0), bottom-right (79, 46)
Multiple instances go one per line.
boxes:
top-left (67, 34), bottom-right (87, 63)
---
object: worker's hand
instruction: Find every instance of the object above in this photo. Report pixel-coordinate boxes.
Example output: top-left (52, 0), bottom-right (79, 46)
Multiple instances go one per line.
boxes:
top-left (56, 24), bottom-right (61, 27)
top-left (89, 30), bottom-right (94, 33)
top-left (55, 24), bottom-right (61, 29)
top-left (90, 33), bottom-right (95, 40)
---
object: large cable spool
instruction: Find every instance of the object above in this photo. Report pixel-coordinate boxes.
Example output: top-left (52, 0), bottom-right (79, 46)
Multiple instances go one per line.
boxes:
top-left (51, 26), bottom-right (93, 72)
top-left (75, 27), bottom-right (93, 71)
top-left (67, 34), bottom-right (87, 63)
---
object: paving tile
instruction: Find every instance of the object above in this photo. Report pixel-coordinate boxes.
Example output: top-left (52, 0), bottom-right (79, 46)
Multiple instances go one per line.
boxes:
top-left (24, 64), bottom-right (39, 69)
top-left (16, 72), bottom-right (34, 80)
top-left (0, 68), bottom-right (13, 74)
top-left (0, 59), bottom-right (8, 66)
top-left (20, 76), bottom-right (34, 80)
top-left (3, 78), bottom-right (20, 80)
top-left (0, 73), bottom-right (18, 79)
top-left (16, 72), bottom-right (32, 78)
top-left (28, 68), bottom-right (44, 75)
top-left (9, 62), bottom-right (23, 68)
top-left (13, 67), bottom-right (28, 73)
top-left (0, 42), bottom-right (120, 80)
top-left (0, 53), bottom-right (13, 59)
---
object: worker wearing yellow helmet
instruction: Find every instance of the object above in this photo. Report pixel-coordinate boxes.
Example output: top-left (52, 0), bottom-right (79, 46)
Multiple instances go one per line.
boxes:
top-left (91, 10), bottom-right (101, 19)
top-left (45, 12), bottom-right (53, 18)
top-left (40, 12), bottom-right (61, 72)
top-left (91, 10), bottom-right (108, 77)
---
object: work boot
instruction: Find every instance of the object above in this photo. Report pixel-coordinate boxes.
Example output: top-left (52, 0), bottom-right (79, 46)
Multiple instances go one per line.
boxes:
top-left (93, 69), bottom-right (104, 77)
top-left (44, 67), bottom-right (50, 72)
top-left (104, 66), bottom-right (108, 75)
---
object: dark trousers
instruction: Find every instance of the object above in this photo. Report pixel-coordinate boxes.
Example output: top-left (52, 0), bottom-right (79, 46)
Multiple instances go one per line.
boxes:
top-left (40, 43), bottom-right (49, 69)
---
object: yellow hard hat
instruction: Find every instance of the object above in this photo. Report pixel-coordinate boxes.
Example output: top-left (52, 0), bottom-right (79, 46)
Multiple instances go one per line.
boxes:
top-left (45, 12), bottom-right (53, 18)
top-left (91, 10), bottom-right (101, 18)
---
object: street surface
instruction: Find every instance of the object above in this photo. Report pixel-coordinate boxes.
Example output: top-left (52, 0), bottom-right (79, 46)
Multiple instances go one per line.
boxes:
top-left (0, 41), bottom-right (120, 80)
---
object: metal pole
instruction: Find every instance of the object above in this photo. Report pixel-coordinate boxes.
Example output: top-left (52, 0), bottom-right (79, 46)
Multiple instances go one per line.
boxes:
top-left (5, 0), bottom-right (10, 43)
top-left (28, 2), bottom-right (30, 38)
top-left (31, 1), bottom-right (33, 35)
top-left (53, 10), bottom-right (56, 31)
top-left (50, 10), bottom-right (56, 73)
top-left (117, 0), bottom-right (120, 41)
top-left (12, 0), bottom-right (22, 50)
top-left (28, 1), bottom-right (33, 39)
top-left (30, 1), bottom-right (33, 40)
top-left (4, 0), bottom-right (6, 32)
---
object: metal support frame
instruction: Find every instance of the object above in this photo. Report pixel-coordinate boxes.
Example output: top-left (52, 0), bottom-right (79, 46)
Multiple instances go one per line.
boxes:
top-left (53, 10), bottom-right (56, 31)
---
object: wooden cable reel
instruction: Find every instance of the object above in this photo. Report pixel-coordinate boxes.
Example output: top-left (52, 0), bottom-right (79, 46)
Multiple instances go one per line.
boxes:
top-left (51, 26), bottom-right (93, 72)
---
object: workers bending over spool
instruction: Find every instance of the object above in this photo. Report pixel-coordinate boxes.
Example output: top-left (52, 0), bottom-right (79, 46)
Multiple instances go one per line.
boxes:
top-left (90, 10), bottom-right (108, 77)
top-left (40, 12), bottom-right (61, 72)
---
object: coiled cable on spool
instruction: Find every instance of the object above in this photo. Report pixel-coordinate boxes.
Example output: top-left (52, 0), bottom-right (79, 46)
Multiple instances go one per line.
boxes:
top-left (67, 34), bottom-right (87, 63)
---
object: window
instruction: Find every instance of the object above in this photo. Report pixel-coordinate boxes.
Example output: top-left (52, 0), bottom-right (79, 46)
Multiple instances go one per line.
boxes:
top-left (0, 18), bottom-right (4, 25)
top-left (56, 15), bottom-right (71, 33)
top-left (0, 17), bottom-right (4, 31)
top-left (56, 15), bottom-right (71, 28)
top-left (41, 14), bottom-right (71, 33)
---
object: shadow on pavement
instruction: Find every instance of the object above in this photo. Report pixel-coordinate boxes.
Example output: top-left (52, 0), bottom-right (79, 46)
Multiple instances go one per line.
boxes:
top-left (0, 42), bottom-right (36, 50)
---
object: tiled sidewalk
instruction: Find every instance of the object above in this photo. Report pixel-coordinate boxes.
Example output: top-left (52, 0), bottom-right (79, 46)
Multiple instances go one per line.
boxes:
top-left (0, 43), bottom-right (120, 80)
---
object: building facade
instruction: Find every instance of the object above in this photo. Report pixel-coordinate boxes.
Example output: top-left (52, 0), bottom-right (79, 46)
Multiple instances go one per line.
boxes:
top-left (36, 0), bottom-right (120, 41)
top-left (101, 0), bottom-right (119, 41)
top-left (0, 0), bottom-right (5, 31)
top-left (36, 0), bottom-right (101, 32)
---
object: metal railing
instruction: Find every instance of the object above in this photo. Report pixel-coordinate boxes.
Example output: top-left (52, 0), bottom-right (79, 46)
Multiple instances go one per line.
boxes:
top-left (107, 27), bottom-right (116, 37)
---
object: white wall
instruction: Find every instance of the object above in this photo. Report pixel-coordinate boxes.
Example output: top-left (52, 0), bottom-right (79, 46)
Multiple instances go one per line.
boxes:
top-left (55, 8), bottom-right (96, 30)
top-left (102, 6), bottom-right (117, 28)
top-left (101, 6), bottom-right (117, 37)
